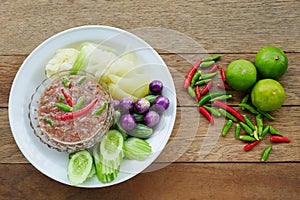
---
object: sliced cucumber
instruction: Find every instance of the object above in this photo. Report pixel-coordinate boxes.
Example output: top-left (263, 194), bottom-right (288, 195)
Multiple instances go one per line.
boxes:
top-left (124, 137), bottom-right (152, 161)
top-left (92, 130), bottom-right (124, 183)
top-left (87, 163), bottom-right (96, 179)
top-left (67, 150), bottom-right (93, 185)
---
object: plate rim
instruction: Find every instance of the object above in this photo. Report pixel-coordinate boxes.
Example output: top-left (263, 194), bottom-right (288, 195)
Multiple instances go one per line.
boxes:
top-left (8, 25), bottom-right (177, 188)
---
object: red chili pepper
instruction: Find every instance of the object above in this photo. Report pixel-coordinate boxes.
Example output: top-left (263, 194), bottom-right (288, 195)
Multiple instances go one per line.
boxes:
top-left (61, 88), bottom-right (73, 107)
top-left (213, 100), bottom-right (246, 123)
top-left (57, 98), bottom-right (98, 121)
top-left (200, 81), bottom-right (213, 96)
top-left (270, 135), bottom-right (291, 143)
top-left (195, 86), bottom-right (201, 101)
top-left (68, 83), bottom-right (73, 89)
top-left (207, 64), bottom-right (219, 73)
top-left (183, 58), bottom-right (202, 89)
top-left (217, 83), bottom-right (232, 90)
top-left (244, 140), bottom-right (261, 151)
top-left (198, 106), bottom-right (214, 125)
top-left (220, 68), bottom-right (227, 83)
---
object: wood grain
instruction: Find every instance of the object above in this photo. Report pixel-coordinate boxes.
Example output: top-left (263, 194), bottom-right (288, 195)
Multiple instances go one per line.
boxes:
top-left (1, 0), bottom-right (300, 198)
top-left (0, 1), bottom-right (299, 55)
top-left (2, 105), bottom-right (299, 163)
top-left (1, 53), bottom-right (300, 107)
top-left (0, 163), bottom-right (299, 200)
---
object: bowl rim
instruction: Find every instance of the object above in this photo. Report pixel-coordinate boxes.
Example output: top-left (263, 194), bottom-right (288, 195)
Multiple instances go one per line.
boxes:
top-left (28, 69), bottom-right (114, 152)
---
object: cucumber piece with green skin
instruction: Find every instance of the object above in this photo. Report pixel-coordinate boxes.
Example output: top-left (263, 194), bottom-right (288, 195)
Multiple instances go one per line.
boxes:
top-left (87, 163), bottom-right (96, 179)
top-left (67, 150), bottom-right (93, 185)
top-left (132, 113), bottom-right (144, 122)
top-left (92, 130), bottom-right (124, 183)
top-left (124, 137), bottom-right (152, 161)
top-left (128, 123), bottom-right (154, 139)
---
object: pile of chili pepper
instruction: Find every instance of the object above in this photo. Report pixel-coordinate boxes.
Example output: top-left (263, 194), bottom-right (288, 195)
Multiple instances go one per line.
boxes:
top-left (235, 93), bottom-right (291, 161)
top-left (183, 55), bottom-right (243, 126)
top-left (183, 55), bottom-right (292, 161)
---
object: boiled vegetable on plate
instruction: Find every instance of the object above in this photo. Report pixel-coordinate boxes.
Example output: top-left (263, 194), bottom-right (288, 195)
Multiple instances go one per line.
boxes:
top-left (45, 42), bottom-right (150, 100)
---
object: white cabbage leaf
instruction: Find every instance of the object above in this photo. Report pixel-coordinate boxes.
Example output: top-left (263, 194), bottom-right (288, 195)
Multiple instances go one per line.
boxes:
top-left (45, 48), bottom-right (79, 77)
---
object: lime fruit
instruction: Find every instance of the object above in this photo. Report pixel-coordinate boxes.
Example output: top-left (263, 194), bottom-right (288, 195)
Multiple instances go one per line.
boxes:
top-left (251, 79), bottom-right (285, 111)
top-left (225, 59), bottom-right (257, 91)
top-left (254, 46), bottom-right (288, 79)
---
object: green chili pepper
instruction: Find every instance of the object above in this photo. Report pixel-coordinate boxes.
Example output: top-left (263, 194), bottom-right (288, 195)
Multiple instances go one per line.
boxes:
top-left (253, 126), bottom-right (259, 141)
top-left (203, 105), bottom-right (221, 117)
top-left (202, 55), bottom-right (222, 62)
top-left (256, 114), bottom-right (263, 137)
top-left (221, 120), bottom-right (233, 137)
top-left (218, 108), bottom-right (238, 122)
top-left (191, 70), bottom-right (201, 87)
top-left (241, 94), bottom-right (250, 106)
top-left (259, 125), bottom-right (270, 140)
top-left (58, 95), bottom-right (65, 102)
top-left (209, 94), bottom-right (232, 102)
top-left (197, 92), bottom-right (228, 106)
top-left (200, 60), bottom-right (215, 68)
top-left (239, 135), bottom-right (256, 142)
top-left (93, 102), bottom-right (107, 116)
top-left (258, 110), bottom-right (276, 121)
top-left (211, 55), bottom-right (221, 61)
top-left (43, 118), bottom-right (54, 127)
top-left (202, 56), bottom-right (212, 62)
top-left (238, 103), bottom-right (259, 115)
top-left (269, 126), bottom-right (283, 136)
top-left (243, 115), bottom-right (255, 130)
top-left (69, 79), bottom-right (74, 86)
top-left (188, 86), bottom-right (196, 98)
top-left (201, 71), bottom-right (218, 80)
top-left (77, 76), bottom-right (87, 86)
top-left (62, 77), bottom-right (69, 88)
top-left (239, 122), bottom-right (254, 136)
top-left (74, 96), bottom-right (85, 111)
top-left (55, 103), bottom-right (73, 112)
top-left (261, 145), bottom-right (272, 161)
top-left (195, 79), bottom-right (212, 86)
top-left (235, 123), bottom-right (241, 139)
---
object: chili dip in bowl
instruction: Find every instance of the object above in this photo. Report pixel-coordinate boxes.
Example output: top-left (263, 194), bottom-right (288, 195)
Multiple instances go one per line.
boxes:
top-left (28, 70), bottom-right (114, 153)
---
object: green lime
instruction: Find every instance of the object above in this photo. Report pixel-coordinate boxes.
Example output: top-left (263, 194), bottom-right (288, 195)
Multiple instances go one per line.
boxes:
top-left (251, 79), bottom-right (285, 111)
top-left (254, 46), bottom-right (288, 79)
top-left (225, 59), bottom-right (257, 91)
top-left (67, 150), bottom-right (93, 185)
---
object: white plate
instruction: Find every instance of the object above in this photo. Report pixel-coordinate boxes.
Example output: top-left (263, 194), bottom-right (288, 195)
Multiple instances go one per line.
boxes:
top-left (8, 25), bottom-right (176, 187)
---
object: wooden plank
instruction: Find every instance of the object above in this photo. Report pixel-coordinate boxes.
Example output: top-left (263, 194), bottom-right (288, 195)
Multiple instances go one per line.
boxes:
top-left (1, 53), bottom-right (300, 107)
top-left (0, 108), bottom-right (27, 163)
top-left (0, 1), bottom-right (299, 55)
top-left (160, 107), bottom-right (300, 162)
top-left (2, 105), bottom-right (299, 163)
top-left (0, 163), bottom-right (299, 199)
top-left (163, 53), bottom-right (300, 107)
top-left (0, 56), bottom-right (25, 107)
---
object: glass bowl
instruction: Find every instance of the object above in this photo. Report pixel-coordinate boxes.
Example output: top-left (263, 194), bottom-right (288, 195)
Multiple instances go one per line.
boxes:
top-left (28, 70), bottom-right (114, 153)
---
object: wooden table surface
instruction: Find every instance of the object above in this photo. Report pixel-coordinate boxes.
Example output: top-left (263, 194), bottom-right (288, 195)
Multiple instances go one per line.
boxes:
top-left (1, 1), bottom-right (299, 199)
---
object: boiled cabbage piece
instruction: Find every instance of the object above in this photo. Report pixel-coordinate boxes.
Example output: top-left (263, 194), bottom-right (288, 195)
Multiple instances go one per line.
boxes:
top-left (107, 72), bottom-right (150, 101)
top-left (45, 42), bottom-right (150, 100)
top-left (45, 48), bottom-right (79, 77)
